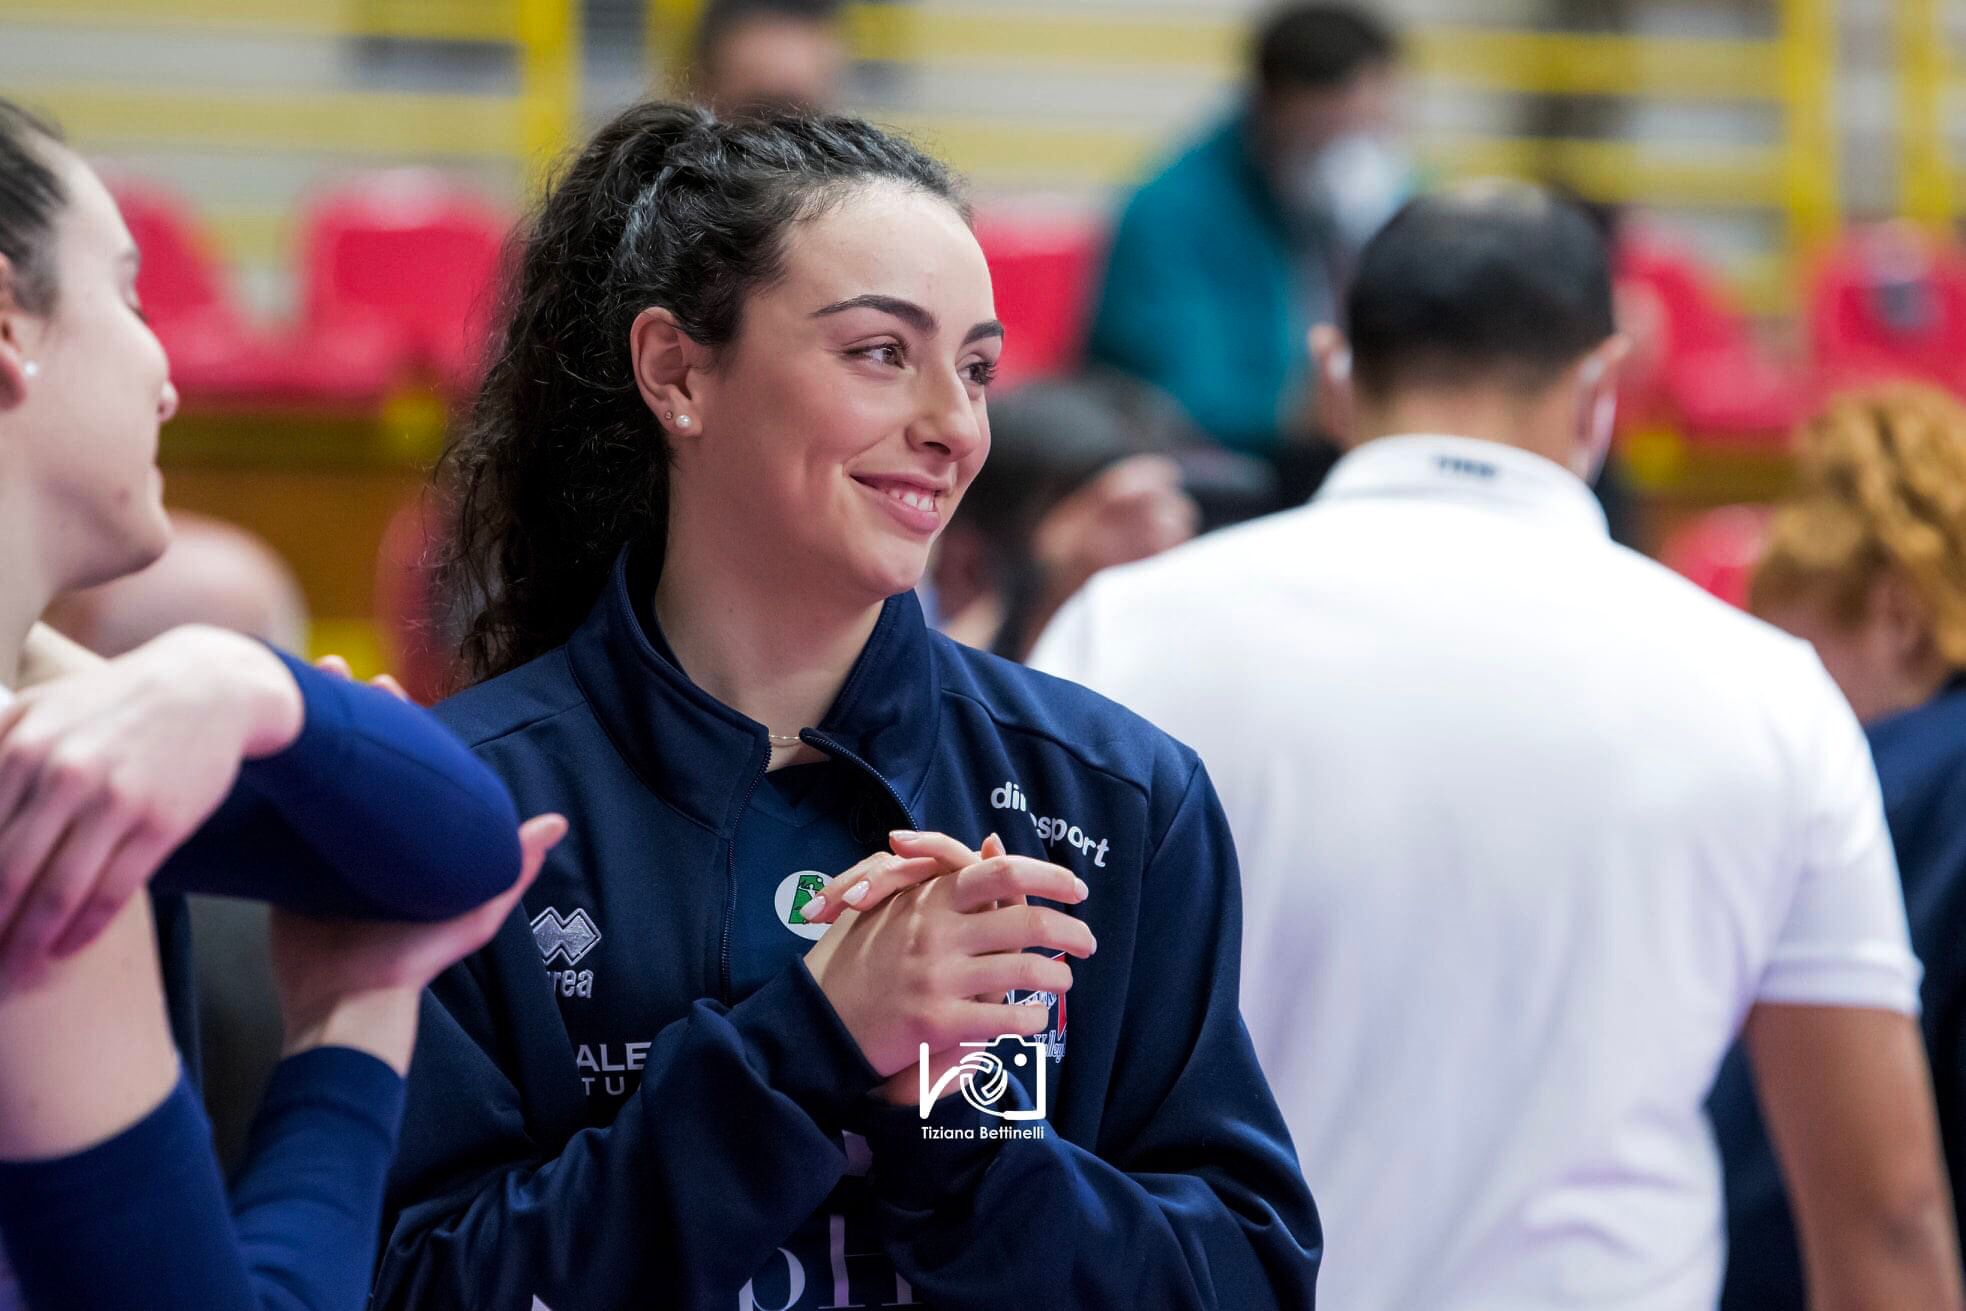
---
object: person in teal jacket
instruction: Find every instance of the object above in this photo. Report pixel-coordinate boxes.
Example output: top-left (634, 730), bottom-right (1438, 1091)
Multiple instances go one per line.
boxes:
top-left (1088, 4), bottom-right (1406, 460)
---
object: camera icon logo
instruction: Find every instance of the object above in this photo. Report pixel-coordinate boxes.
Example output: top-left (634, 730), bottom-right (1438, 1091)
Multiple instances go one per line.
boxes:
top-left (918, 1034), bottom-right (1048, 1121)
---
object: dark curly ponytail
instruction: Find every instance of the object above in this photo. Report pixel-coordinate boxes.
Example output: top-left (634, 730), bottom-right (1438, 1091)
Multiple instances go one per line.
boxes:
top-left (437, 101), bottom-right (965, 688)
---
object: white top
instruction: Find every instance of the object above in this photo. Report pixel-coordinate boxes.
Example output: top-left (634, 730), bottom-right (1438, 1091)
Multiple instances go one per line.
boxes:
top-left (1031, 434), bottom-right (1921, 1311)
top-left (0, 682), bottom-right (16, 1309)
top-left (0, 686), bottom-right (21, 1311)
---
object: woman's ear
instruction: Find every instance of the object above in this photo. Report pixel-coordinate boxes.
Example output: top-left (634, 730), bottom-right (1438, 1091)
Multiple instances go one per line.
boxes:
top-left (1874, 569), bottom-right (1936, 669)
top-left (629, 306), bottom-right (707, 438)
top-left (0, 257), bottom-right (38, 412)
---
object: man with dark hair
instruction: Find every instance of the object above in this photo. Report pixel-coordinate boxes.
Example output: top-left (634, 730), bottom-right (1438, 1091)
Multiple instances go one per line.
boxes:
top-left (688, 0), bottom-right (846, 114)
top-left (1037, 181), bottom-right (1963, 1309)
top-left (1087, 2), bottom-right (1406, 468)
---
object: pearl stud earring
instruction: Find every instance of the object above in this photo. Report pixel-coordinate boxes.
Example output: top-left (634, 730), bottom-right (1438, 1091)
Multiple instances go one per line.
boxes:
top-left (676, 415), bottom-right (692, 429)
top-left (21, 361), bottom-right (38, 379)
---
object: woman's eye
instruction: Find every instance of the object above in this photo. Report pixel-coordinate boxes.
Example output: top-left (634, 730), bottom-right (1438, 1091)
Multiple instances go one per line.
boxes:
top-left (964, 360), bottom-right (999, 388)
top-left (857, 343), bottom-right (904, 367)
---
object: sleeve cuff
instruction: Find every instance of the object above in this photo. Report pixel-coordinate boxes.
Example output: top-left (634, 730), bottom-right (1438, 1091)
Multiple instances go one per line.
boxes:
top-left (250, 1046), bottom-right (408, 1150)
top-left (1756, 941), bottom-right (1925, 1016)
top-left (0, 1071), bottom-right (204, 1194)
top-left (725, 960), bottom-right (883, 1133)
top-left (241, 647), bottom-right (352, 791)
top-left (853, 1075), bottom-right (1038, 1210)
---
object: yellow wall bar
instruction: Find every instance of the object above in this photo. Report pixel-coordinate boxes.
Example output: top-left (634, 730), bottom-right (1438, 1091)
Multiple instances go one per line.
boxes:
top-left (840, 6), bottom-right (1783, 102)
top-left (3, 0), bottom-right (519, 43)
top-left (18, 84), bottom-right (523, 157)
top-left (1898, 0), bottom-right (1953, 227)
top-left (1410, 29), bottom-right (1783, 101)
top-left (516, 0), bottom-right (580, 179)
top-left (648, 0), bottom-right (708, 88)
top-left (1774, 0), bottom-right (1839, 259)
top-left (1428, 137), bottom-right (1789, 208)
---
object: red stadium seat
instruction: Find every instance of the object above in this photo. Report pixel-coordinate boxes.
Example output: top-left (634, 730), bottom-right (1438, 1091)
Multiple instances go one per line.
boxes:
top-left (295, 171), bottom-right (511, 400)
top-left (113, 180), bottom-right (400, 405)
top-left (1658, 505), bottom-right (1770, 611)
top-left (112, 182), bottom-right (298, 400)
top-left (973, 213), bottom-right (1102, 388)
top-left (1613, 231), bottom-right (1806, 442)
top-left (1808, 223), bottom-right (1966, 399)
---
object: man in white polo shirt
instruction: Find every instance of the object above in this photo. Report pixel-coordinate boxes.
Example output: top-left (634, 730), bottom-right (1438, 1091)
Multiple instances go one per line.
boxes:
top-left (1031, 183), bottom-right (1962, 1310)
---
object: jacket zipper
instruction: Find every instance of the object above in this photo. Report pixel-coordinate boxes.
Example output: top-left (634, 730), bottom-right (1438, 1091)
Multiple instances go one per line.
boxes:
top-left (801, 730), bottom-right (920, 831)
top-left (721, 755), bottom-right (768, 1004)
top-left (722, 734), bottom-right (912, 1005)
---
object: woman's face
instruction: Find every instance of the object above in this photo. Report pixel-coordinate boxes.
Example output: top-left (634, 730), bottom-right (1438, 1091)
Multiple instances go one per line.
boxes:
top-left (675, 182), bottom-right (998, 606)
top-left (1, 147), bottom-right (177, 591)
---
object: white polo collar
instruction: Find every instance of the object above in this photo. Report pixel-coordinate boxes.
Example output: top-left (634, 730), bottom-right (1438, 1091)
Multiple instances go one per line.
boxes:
top-left (1314, 434), bottom-right (1609, 539)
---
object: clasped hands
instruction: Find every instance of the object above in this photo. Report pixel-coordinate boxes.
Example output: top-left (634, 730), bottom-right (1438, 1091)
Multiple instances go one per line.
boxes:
top-left (800, 829), bottom-right (1095, 1107)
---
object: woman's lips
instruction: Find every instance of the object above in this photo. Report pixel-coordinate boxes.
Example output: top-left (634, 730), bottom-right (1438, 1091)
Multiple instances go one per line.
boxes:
top-left (853, 474), bottom-right (944, 535)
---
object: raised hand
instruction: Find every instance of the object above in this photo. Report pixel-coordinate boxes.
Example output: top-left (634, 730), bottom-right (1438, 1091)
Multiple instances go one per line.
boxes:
top-left (0, 625), bottom-right (302, 983)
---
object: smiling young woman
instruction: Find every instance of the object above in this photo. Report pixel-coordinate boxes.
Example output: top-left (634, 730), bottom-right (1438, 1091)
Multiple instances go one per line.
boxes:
top-left (376, 102), bottom-right (1322, 1310)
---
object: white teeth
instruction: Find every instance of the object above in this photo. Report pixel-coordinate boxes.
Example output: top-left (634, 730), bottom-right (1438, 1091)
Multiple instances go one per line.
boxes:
top-left (881, 486), bottom-right (935, 513)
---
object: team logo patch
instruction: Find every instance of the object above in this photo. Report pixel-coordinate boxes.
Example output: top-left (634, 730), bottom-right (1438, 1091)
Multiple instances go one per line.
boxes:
top-left (1006, 952), bottom-right (1068, 1063)
top-left (531, 906), bottom-right (602, 965)
top-left (774, 870), bottom-right (831, 941)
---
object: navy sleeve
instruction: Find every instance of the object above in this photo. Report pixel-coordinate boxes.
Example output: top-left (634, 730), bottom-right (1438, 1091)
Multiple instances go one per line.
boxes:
top-left (0, 1048), bottom-right (404, 1311)
top-left (853, 759), bottom-right (1324, 1309)
top-left (156, 648), bottom-right (522, 921)
top-left (231, 1047), bottom-right (407, 1310)
top-left (376, 940), bottom-right (884, 1310)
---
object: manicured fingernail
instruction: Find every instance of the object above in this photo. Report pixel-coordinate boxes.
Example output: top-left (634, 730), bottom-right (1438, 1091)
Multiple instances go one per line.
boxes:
top-left (843, 880), bottom-right (870, 905)
top-left (890, 830), bottom-right (919, 842)
top-left (1073, 878), bottom-right (1089, 900)
top-left (804, 894), bottom-right (826, 919)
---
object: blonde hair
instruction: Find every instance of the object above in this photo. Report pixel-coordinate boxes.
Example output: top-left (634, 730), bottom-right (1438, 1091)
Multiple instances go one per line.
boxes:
top-left (1753, 383), bottom-right (1966, 666)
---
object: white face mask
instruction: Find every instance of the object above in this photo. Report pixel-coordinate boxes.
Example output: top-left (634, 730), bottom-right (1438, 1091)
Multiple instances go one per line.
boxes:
top-left (1279, 133), bottom-right (1413, 248)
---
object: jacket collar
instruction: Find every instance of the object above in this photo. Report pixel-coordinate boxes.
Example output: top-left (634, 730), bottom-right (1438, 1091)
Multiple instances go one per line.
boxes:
top-left (1315, 433), bottom-right (1610, 540)
top-left (565, 548), bottom-right (942, 834)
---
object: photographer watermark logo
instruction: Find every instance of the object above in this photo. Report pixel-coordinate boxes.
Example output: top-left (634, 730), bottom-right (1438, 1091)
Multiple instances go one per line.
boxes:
top-left (919, 1034), bottom-right (1048, 1129)
top-left (775, 870), bottom-right (831, 941)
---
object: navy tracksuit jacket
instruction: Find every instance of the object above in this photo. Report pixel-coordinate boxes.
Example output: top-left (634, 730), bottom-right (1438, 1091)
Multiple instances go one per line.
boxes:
top-left (377, 549), bottom-right (1323, 1309)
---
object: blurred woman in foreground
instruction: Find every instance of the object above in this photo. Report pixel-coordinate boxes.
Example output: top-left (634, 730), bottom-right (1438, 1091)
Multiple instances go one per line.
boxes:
top-left (0, 98), bottom-right (556, 1309)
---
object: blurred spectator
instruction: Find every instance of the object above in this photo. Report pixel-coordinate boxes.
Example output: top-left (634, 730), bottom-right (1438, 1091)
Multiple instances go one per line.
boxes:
top-left (1713, 384), bottom-right (1966, 1310)
top-left (44, 511), bottom-right (306, 657)
top-left (930, 376), bottom-right (1201, 660)
top-left (1034, 183), bottom-right (1959, 1310)
top-left (44, 511), bottom-right (307, 1173)
top-left (1087, 3), bottom-right (1406, 481)
top-left (688, 0), bottom-right (847, 114)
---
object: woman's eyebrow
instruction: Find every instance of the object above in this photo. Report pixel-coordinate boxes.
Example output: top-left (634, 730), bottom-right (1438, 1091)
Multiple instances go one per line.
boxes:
top-left (813, 293), bottom-right (936, 334)
top-left (813, 295), bottom-right (1003, 349)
